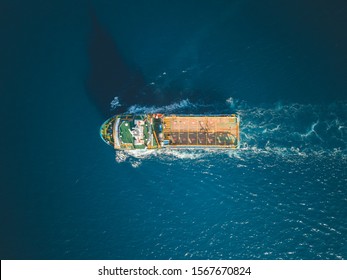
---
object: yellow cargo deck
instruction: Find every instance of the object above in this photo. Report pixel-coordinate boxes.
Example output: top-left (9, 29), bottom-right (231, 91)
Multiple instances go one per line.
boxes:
top-left (162, 115), bottom-right (239, 148)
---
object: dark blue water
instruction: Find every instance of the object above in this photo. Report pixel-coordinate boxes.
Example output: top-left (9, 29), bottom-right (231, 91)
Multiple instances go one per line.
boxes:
top-left (1, 0), bottom-right (346, 259)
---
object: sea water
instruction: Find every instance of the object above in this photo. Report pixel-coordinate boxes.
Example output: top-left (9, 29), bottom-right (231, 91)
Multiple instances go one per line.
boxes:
top-left (0, 0), bottom-right (346, 259)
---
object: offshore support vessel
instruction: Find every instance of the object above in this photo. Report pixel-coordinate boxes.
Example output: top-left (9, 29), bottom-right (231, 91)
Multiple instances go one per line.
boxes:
top-left (100, 114), bottom-right (240, 150)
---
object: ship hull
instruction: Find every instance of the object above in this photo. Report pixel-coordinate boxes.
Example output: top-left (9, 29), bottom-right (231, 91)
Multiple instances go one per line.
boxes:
top-left (100, 114), bottom-right (240, 150)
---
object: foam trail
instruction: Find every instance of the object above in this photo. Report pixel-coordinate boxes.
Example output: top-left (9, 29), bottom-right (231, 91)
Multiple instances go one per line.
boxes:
top-left (301, 120), bottom-right (324, 142)
top-left (115, 151), bottom-right (128, 163)
top-left (110, 96), bottom-right (121, 110)
top-left (226, 97), bottom-right (235, 109)
top-left (126, 99), bottom-right (195, 114)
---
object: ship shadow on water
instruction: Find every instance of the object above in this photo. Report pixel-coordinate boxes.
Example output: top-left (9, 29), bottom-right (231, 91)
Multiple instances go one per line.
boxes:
top-left (87, 10), bottom-right (151, 117)
top-left (86, 10), bottom-right (230, 117)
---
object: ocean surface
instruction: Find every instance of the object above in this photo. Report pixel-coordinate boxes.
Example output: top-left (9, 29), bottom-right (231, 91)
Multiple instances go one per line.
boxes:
top-left (1, 0), bottom-right (347, 259)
